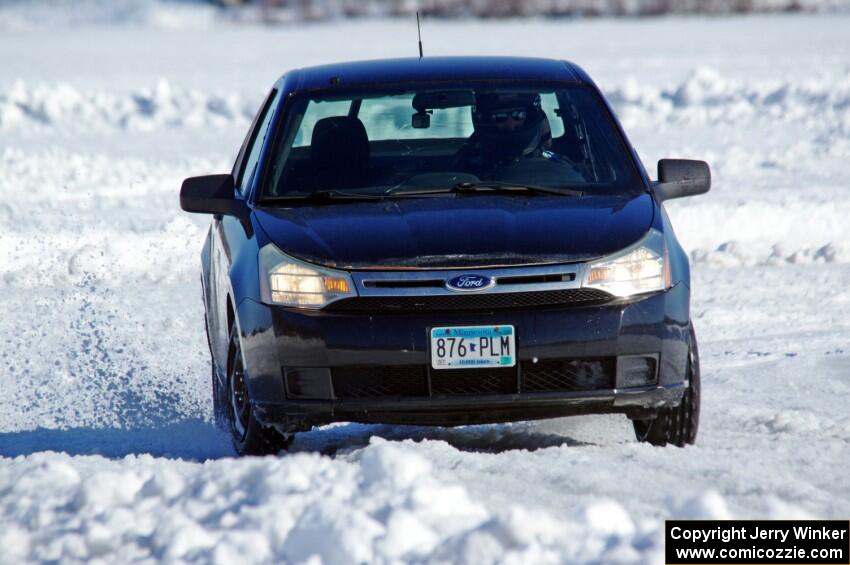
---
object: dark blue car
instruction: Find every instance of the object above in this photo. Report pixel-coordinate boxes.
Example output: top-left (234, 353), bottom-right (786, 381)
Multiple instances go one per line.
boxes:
top-left (180, 57), bottom-right (710, 455)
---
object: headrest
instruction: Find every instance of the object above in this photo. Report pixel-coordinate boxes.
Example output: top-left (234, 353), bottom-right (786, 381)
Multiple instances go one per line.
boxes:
top-left (310, 116), bottom-right (370, 171)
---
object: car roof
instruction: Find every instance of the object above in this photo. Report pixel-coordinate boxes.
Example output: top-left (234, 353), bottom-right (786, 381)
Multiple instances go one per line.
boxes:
top-left (283, 56), bottom-right (584, 93)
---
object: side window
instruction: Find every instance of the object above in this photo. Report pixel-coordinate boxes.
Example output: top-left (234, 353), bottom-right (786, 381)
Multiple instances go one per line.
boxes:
top-left (236, 89), bottom-right (281, 194)
top-left (232, 89), bottom-right (275, 186)
top-left (539, 92), bottom-right (565, 138)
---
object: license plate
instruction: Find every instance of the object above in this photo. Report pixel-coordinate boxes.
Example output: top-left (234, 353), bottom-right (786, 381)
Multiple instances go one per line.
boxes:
top-left (430, 325), bottom-right (516, 370)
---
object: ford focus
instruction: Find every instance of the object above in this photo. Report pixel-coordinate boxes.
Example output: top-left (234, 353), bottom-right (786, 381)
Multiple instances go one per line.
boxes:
top-left (180, 57), bottom-right (710, 455)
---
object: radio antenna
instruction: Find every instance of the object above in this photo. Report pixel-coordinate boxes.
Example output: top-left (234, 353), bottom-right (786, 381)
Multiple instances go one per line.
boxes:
top-left (416, 11), bottom-right (424, 58)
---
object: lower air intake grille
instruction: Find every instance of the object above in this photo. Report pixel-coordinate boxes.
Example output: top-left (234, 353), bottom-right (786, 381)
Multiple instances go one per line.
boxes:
top-left (332, 366), bottom-right (426, 398)
top-left (325, 288), bottom-right (612, 312)
top-left (521, 358), bottom-right (615, 392)
top-left (329, 359), bottom-right (615, 399)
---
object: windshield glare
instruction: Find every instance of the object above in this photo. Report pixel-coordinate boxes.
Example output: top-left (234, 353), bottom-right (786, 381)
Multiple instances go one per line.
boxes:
top-left (263, 85), bottom-right (640, 200)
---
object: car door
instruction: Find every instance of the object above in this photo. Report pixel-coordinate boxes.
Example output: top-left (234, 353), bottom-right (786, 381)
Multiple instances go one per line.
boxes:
top-left (209, 89), bottom-right (280, 365)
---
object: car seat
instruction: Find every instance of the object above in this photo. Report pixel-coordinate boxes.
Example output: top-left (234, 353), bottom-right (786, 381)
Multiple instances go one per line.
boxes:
top-left (309, 116), bottom-right (370, 189)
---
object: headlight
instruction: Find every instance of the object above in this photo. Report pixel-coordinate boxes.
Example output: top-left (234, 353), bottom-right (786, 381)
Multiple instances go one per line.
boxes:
top-left (259, 244), bottom-right (356, 308)
top-left (581, 230), bottom-right (671, 297)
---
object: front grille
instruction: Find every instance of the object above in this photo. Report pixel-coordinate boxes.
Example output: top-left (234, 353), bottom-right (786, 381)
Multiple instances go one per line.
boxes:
top-left (522, 358), bottom-right (615, 392)
top-left (329, 358), bottom-right (615, 399)
top-left (332, 365), bottom-right (426, 398)
top-left (325, 288), bottom-right (612, 312)
top-left (431, 367), bottom-right (516, 396)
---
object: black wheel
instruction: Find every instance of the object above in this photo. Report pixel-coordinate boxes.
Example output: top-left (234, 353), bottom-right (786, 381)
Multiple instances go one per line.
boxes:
top-left (633, 323), bottom-right (701, 447)
top-left (226, 324), bottom-right (292, 456)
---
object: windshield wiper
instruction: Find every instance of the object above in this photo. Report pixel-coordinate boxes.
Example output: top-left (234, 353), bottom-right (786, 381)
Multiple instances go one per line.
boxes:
top-left (457, 182), bottom-right (584, 197)
top-left (259, 190), bottom-right (386, 204)
top-left (260, 183), bottom-right (584, 204)
top-left (389, 182), bottom-right (584, 197)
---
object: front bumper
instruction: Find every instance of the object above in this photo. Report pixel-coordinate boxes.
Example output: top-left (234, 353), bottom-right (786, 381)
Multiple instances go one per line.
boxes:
top-left (254, 383), bottom-right (686, 429)
top-left (235, 283), bottom-right (690, 430)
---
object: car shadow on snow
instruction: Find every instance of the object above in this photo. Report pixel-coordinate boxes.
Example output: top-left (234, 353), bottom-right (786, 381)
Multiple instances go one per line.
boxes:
top-left (0, 419), bottom-right (235, 461)
top-left (1, 418), bottom-right (630, 460)
top-left (288, 420), bottom-right (599, 457)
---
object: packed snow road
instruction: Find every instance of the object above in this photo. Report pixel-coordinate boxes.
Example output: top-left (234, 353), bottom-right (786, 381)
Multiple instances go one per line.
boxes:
top-left (1, 11), bottom-right (849, 564)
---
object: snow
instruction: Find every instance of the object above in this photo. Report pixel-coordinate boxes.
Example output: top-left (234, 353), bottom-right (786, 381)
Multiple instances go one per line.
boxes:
top-left (1, 8), bottom-right (849, 564)
top-left (0, 0), bottom-right (848, 29)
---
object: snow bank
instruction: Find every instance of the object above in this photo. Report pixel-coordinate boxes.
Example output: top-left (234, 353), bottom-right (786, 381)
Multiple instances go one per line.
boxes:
top-left (4, 430), bottom-right (835, 563)
top-left (609, 66), bottom-right (850, 135)
top-left (3, 68), bottom-right (849, 137)
top-left (0, 80), bottom-right (257, 132)
top-left (0, 439), bottom-right (760, 564)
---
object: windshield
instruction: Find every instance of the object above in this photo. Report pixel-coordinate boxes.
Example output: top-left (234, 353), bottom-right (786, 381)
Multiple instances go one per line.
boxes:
top-left (261, 84), bottom-right (641, 200)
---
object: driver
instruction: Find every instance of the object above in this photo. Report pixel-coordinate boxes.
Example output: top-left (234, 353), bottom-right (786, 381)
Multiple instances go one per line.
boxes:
top-left (453, 92), bottom-right (553, 174)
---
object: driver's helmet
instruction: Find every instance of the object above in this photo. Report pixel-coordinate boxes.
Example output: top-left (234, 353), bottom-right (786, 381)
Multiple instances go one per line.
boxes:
top-left (471, 92), bottom-right (551, 161)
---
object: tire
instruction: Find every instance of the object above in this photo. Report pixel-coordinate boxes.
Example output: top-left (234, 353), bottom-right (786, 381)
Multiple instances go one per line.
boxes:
top-left (206, 312), bottom-right (228, 430)
top-left (633, 323), bottom-right (701, 447)
top-left (226, 324), bottom-right (292, 456)
top-left (211, 363), bottom-right (228, 431)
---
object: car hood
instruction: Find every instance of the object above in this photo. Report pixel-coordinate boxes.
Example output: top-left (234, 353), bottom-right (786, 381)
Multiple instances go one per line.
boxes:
top-left (253, 193), bottom-right (654, 270)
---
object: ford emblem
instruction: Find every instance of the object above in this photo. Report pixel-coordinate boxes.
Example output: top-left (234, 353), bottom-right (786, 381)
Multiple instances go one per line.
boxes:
top-left (445, 274), bottom-right (494, 292)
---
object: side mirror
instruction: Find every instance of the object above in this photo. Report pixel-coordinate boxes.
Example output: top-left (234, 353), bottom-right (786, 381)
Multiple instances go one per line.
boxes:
top-left (654, 159), bottom-right (711, 202)
top-left (180, 174), bottom-right (244, 216)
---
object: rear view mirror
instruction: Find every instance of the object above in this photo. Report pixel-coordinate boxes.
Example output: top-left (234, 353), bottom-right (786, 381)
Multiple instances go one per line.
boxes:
top-left (412, 111), bottom-right (431, 129)
top-left (654, 159), bottom-right (711, 202)
top-left (180, 174), bottom-right (243, 216)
